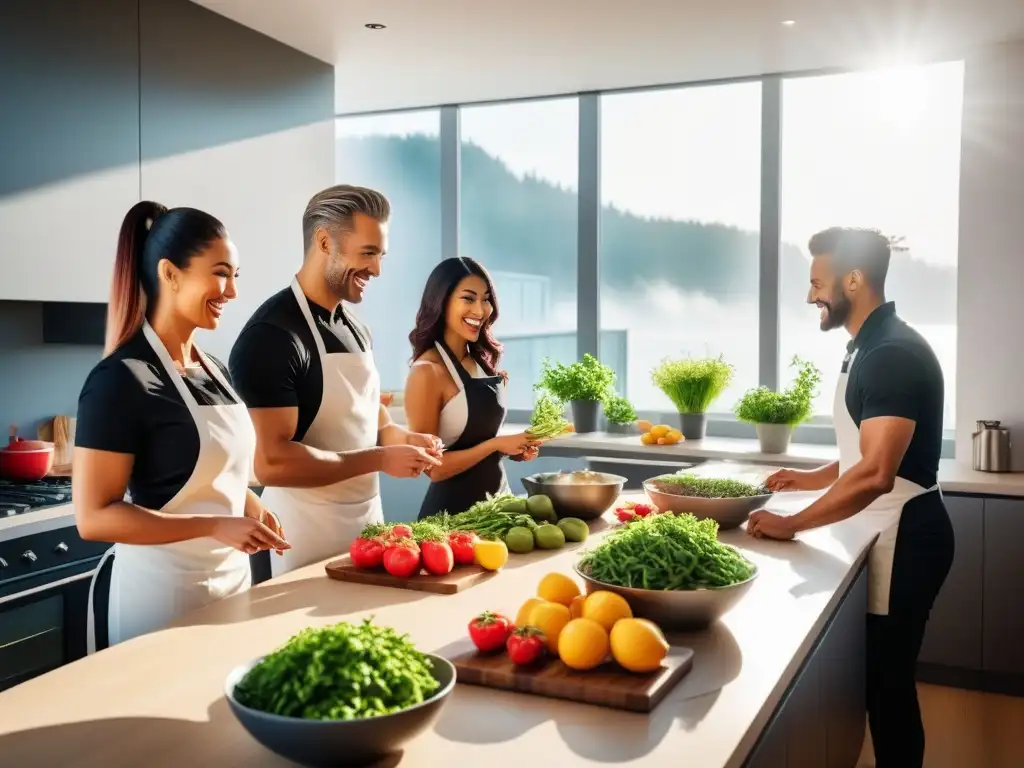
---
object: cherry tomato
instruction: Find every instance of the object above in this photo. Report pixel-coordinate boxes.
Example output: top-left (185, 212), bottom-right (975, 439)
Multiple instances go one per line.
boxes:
top-left (468, 611), bottom-right (514, 653)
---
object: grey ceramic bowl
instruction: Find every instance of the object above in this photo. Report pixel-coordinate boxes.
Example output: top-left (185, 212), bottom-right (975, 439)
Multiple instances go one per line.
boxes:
top-left (225, 653), bottom-right (456, 768)
top-left (522, 471), bottom-right (626, 521)
top-left (643, 479), bottom-right (772, 530)
top-left (574, 560), bottom-right (759, 631)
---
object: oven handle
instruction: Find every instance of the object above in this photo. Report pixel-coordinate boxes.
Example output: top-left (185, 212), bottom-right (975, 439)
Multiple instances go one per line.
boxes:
top-left (0, 570), bottom-right (94, 606)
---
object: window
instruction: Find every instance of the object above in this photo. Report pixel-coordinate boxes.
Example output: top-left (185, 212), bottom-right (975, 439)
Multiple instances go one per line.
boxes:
top-left (335, 111), bottom-right (441, 390)
top-left (459, 98), bottom-right (579, 410)
top-left (779, 63), bottom-right (964, 427)
top-left (599, 83), bottom-right (763, 414)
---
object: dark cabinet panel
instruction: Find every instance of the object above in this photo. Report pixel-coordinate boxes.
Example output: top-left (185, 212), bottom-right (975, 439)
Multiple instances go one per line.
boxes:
top-left (918, 495), bottom-right (984, 669)
top-left (982, 498), bottom-right (1024, 674)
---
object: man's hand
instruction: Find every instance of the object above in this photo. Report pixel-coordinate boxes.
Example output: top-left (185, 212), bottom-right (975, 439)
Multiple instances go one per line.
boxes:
top-left (406, 431), bottom-right (444, 458)
top-left (746, 509), bottom-right (797, 540)
top-left (765, 468), bottom-right (814, 492)
top-left (381, 444), bottom-right (442, 478)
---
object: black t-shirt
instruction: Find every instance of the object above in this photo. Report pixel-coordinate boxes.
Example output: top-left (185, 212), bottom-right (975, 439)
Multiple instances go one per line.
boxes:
top-left (228, 286), bottom-right (373, 442)
top-left (75, 329), bottom-right (237, 509)
top-left (843, 302), bottom-right (944, 489)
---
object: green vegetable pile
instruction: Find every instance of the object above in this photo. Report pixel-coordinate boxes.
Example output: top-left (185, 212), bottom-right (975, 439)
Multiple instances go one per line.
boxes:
top-left (650, 356), bottom-right (734, 414)
top-left (233, 619), bottom-right (439, 720)
top-left (525, 394), bottom-right (573, 439)
top-left (602, 393), bottom-right (637, 426)
top-left (535, 353), bottom-right (616, 403)
top-left (577, 513), bottom-right (756, 590)
top-left (734, 357), bottom-right (822, 426)
top-left (651, 473), bottom-right (767, 499)
top-left (422, 493), bottom-right (538, 540)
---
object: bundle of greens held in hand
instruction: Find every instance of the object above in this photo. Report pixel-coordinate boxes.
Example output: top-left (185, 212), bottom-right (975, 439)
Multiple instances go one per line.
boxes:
top-left (525, 394), bottom-right (573, 440)
top-left (734, 357), bottom-right (822, 426)
top-left (651, 356), bottom-right (734, 414)
top-left (421, 493), bottom-right (537, 540)
top-left (650, 473), bottom-right (768, 498)
top-left (578, 513), bottom-right (756, 590)
top-left (233, 619), bottom-right (439, 720)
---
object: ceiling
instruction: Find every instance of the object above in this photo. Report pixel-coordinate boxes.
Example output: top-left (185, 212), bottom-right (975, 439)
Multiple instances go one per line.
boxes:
top-left (193, 0), bottom-right (1024, 113)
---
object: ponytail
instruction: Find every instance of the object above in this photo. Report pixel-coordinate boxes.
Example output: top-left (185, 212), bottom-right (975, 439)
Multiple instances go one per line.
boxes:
top-left (104, 201), bottom-right (167, 356)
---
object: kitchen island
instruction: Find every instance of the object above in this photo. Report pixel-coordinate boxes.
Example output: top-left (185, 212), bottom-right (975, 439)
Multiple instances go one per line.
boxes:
top-left (0, 492), bottom-right (877, 768)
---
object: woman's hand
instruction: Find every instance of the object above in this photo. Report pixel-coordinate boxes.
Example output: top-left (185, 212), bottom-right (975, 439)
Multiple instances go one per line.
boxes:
top-left (491, 432), bottom-right (541, 456)
top-left (211, 516), bottom-right (290, 555)
top-left (509, 445), bottom-right (541, 462)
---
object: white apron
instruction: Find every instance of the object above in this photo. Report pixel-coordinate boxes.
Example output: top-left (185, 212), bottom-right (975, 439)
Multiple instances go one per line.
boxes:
top-left (86, 322), bottom-right (255, 652)
top-left (261, 278), bottom-right (384, 577)
top-left (833, 348), bottom-right (939, 615)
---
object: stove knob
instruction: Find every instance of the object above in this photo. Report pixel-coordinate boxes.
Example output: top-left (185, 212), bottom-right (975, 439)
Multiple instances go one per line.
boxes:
top-left (0, 557), bottom-right (8, 568)
top-left (54, 542), bottom-right (69, 555)
top-left (22, 550), bottom-right (37, 564)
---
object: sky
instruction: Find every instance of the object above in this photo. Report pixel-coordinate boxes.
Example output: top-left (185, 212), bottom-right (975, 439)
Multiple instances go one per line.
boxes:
top-left (336, 60), bottom-right (965, 268)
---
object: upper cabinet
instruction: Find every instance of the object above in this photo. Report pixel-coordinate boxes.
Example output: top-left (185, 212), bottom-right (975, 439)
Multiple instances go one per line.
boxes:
top-left (0, 0), bottom-right (140, 302)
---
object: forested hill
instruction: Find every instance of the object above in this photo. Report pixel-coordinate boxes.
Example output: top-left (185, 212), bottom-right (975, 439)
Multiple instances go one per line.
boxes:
top-left (336, 134), bottom-right (956, 323)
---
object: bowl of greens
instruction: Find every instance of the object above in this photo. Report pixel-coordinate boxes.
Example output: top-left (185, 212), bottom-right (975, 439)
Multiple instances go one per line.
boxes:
top-left (225, 619), bottom-right (455, 768)
top-left (643, 473), bottom-right (772, 529)
top-left (575, 513), bottom-right (759, 630)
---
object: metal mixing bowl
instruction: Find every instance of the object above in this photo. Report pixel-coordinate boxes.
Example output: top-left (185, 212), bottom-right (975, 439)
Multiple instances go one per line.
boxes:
top-left (643, 479), bottom-right (772, 530)
top-left (574, 560), bottom-right (759, 631)
top-left (521, 471), bottom-right (626, 521)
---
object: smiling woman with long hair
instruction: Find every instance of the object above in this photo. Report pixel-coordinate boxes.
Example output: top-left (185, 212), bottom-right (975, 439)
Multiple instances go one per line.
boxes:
top-left (404, 257), bottom-right (540, 519)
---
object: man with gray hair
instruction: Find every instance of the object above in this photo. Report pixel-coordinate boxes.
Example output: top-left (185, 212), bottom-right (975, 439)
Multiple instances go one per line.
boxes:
top-left (230, 184), bottom-right (443, 577)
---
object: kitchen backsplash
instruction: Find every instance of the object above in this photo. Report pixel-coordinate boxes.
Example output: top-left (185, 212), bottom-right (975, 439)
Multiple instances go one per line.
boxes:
top-left (0, 301), bottom-right (101, 438)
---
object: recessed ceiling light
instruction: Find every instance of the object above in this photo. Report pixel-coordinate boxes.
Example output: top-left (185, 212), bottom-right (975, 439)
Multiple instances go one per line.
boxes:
top-left (365, 23), bottom-right (386, 30)
top-left (781, 20), bottom-right (796, 26)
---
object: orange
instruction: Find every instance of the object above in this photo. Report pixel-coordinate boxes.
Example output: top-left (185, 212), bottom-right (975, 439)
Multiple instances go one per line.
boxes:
top-left (569, 594), bottom-right (586, 619)
top-left (558, 619), bottom-right (610, 671)
top-left (537, 572), bottom-right (581, 606)
top-left (650, 425), bottom-right (670, 439)
top-left (640, 432), bottom-right (655, 445)
top-left (529, 601), bottom-right (572, 653)
top-left (582, 590), bottom-right (633, 633)
top-left (516, 597), bottom-right (547, 628)
top-left (610, 618), bottom-right (669, 673)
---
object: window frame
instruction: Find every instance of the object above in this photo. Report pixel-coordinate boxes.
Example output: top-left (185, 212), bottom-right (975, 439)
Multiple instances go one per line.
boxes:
top-left (335, 65), bottom-right (960, 456)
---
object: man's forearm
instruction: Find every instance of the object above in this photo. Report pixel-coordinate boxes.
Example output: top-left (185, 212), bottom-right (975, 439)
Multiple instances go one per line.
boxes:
top-left (790, 462), bottom-right (890, 533)
top-left (77, 501), bottom-right (215, 545)
top-left (808, 461), bottom-right (841, 489)
top-left (255, 443), bottom-right (384, 488)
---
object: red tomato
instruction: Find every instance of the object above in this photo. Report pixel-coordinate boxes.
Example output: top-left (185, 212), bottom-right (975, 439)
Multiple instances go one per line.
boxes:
top-left (382, 539), bottom-right (421, 578)
top-left (421, 540), bottom-right (454, 575)
top-left (632, 503), bottom-right (654, 518)
top-left (468, 611), bottom-right (514, 653)
top-left (348, 536), bottom-right (384, 569)
top-left (448, 531), bottom-right (479, 565)
top-left (614, 507), bottom-right (636, 523)
top-left (506, 627), bottom-right (546, 665)
top-left (390, 524), bottom-right (414, 539)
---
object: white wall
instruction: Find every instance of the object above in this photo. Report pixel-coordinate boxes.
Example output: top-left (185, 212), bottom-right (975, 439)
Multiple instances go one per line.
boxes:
top-left (956, 39), bottom-right (1024, 468)
top-left (139, 121), bottom-right (335, 362)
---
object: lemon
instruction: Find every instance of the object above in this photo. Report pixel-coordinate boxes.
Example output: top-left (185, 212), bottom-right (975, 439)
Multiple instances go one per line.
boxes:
top-left (610, 618), bottom-right (670, 673)
top-left (558, 618), bottom-right (610, 670)
top-left (474, 539), bottom-right (508, 571)
top-left (569, 594), bottom-right (586, 619)
top-left (582, 590), bottom-right (633, 633)
top-left (529, 601), bottom-right (571, 653)
top-left (516, 597), bottom-right (547, 628)
top-left (640, 432), bottom-right (655, 445)
top-left (537, 572), bottom-right (581, 606)
top-left (650, 424), bottom-right (670, 439)
top-left (665, 429), bottom-right (683, 444)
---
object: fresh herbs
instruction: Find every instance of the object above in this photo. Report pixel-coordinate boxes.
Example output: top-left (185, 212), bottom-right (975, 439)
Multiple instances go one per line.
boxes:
top-left (650, 356), bottom-right (733, 414)
top-left (536, 354), bottom-right (616, 403)
top-left (734, 357), bottom-right (822, 426)
top-left (421, 493), bottom-right (537, 541)
top-left (577, 513), bottom-right (756, 590)
top-left (602, 393), bottom-right (637, 426)
top-left (650, 473), bottom-right (767, 498)
top-left (525, 394), bottom-right (573, 440)
top-left (233, 619), bottom-right (439, 720)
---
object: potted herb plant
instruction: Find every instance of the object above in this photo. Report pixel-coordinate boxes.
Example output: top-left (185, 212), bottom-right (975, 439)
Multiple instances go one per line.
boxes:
top-left (650, 356), bottom-right (734, 440)
top-left (535, 354), bottom-right (616, 434)
top-left (602, 393), bottom-right (638, 434)
top-left (734, 357), bottom-right (821, 454)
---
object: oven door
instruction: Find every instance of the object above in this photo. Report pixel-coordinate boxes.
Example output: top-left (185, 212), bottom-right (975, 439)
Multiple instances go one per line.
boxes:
top-left (0, 557), bottom-right (101, 692)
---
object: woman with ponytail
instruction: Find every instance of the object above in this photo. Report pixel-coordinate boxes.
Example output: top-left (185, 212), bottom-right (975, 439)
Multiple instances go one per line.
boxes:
top-left (74, 201), bottom-right (289, 652)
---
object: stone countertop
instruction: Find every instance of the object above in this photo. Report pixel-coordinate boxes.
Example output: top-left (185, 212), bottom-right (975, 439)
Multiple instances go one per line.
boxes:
top-left (0, 490), bottom-right (877, 768)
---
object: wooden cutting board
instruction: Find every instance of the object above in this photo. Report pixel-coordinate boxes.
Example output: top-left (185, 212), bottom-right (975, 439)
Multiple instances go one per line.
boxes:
top-left (446, 639), bottom-right (694, 713)
top-left (324, 555), bottom-right (497, 594)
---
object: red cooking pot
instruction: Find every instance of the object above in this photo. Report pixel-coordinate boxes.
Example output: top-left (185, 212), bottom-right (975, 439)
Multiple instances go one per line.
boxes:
top-left (1, 430), bottom-right (55, 482)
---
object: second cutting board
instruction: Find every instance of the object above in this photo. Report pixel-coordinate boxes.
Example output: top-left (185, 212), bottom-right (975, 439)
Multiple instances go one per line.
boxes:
top-left (324, 555), bottom-right (496, 594)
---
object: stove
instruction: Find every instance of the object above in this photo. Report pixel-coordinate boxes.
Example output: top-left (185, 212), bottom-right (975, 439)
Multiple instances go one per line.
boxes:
top-left (0, 477), bottom-right (73, 516)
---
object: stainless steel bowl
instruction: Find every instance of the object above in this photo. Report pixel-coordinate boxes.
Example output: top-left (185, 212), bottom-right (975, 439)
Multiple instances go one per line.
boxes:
top-left (225, 653), bottom-right (456, 768)
top-left (521, 471), bottom-right (626, 521)
top-left (643, 479), bottom-right (771, 530)
top-left (574, 560), bottom-right (758, 631)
